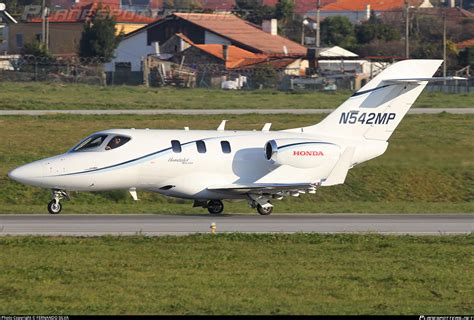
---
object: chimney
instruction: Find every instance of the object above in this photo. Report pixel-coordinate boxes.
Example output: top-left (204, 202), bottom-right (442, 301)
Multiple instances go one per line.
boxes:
top-left (366, 4), bottom-right (371, 20)
top-left (262, 19), bottom-right (277, 36)
top-left (152, 41), bottom-right (160, 56)
top-left (223, 45), bottom-right (228, 61)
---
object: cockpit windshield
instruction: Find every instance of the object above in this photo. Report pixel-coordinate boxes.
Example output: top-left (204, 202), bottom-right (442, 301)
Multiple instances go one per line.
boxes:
top-left (105, 136), bottom-right (130, 150)
top-left (72, 134), bottom-right (108, 152)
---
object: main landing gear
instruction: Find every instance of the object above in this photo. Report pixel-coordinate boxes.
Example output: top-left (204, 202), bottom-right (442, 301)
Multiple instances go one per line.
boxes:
top-left (194, 198), bottom-right (273, 215)
top-left (47, 189), bottom-right (69, 214)
top-left (248, 194), bottom-right (274, 215)
top-left (207, 200), bottom-right (224, 214)
top-left (256, 204), bottom-right (273, 215)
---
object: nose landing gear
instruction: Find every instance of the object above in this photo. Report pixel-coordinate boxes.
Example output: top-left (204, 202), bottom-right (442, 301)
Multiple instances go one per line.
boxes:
top-left (47, 189), bottom-right (70, 214)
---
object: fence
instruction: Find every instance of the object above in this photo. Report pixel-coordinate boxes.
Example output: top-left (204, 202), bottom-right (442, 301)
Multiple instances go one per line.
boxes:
top-left (0, 56), bottom-right (106, 85)
top-left (1, 55), bottom-right (473, 92)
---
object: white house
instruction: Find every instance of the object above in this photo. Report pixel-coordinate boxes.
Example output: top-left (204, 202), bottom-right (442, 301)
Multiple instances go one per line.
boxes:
top-left (105, 27), bottom-right (158, 72)
top-left (0, 3), bottom-right (17, 54)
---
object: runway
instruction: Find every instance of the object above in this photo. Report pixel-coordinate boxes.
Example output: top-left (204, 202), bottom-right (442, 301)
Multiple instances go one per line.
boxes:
top-left (0, 214), bottom-right (472, 236)
top-left (1, 108), bottom-right (473, 116)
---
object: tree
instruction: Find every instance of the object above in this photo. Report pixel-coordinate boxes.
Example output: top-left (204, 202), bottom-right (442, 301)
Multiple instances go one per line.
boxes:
top-left (78, 7), bottom-right (123, 62)
top-left (320, 16), bottom-right (357, 50)
top-left (459, 46), bottom-right (474, 67)
top-left (21, 40), bottom-right (51, 58)
top-left (275, 0), bottom-right (294, 24)
top-left (355, 14), bottom-right (400, 44)
top-left (233, 0), bottom-right (275, 25)
top-left (250, 64), bottom-right (278, 89)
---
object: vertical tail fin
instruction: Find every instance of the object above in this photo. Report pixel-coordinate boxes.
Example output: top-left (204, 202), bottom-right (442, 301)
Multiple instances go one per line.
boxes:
top-left (298, 59), bottom-right (443, 141)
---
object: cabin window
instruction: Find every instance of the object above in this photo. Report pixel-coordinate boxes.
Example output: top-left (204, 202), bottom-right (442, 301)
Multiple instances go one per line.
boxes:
top-left (171, 140), bottom-right (182, 153)
top-left (196, 140), bottom-right (206, 153)
top-left (221, 141), bottom-right (231, 154)
top-left (73, 134), bottom-right (108, 152)
top-left (105, 136), bottom-right (130, 150)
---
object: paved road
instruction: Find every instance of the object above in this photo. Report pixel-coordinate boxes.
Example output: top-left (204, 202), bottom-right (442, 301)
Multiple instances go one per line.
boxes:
top-left (1, 108), bottom-right (473, 116)
top-left (0, 214), bottom-right (472, 236)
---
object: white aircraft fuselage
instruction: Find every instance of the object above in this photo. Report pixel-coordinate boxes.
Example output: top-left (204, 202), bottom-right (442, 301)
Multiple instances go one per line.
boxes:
top-left (9, 59), bottom-right (456, 214)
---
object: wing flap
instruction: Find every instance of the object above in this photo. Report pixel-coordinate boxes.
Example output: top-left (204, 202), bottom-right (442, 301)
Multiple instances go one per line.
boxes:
top-left (208, 183), bottom-right (316, 194)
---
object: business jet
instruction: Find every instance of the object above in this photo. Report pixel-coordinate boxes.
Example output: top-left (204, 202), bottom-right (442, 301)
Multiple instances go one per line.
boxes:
top-left (8, 59), bottom-right (461, 215)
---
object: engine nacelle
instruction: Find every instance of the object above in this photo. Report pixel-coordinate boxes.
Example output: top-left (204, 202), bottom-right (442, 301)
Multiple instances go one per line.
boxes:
top-left (264, 139), bottom-right (340, 169)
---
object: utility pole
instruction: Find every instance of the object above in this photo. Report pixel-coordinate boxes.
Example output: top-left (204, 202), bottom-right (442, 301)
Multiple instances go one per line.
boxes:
top-left (316, 0), bottom-right (321, 48)
top-left (45, 7), bottom-right (49, 52)
top-left (405, 0), bottom-right (410, 59)
top-left (301, 20), bottom-right (305, 45)
top-left (41, 0), bottom-right (46, 46)
top-left (443, 13), bottom-right (447, 84)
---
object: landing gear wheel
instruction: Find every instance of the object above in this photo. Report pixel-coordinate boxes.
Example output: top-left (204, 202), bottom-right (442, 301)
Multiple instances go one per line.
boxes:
top-left (48, 200), bottom-right (62, 214)
top-left (207, 200), bottom-right (224, 214)
top-left (257, 205), bottom-right (273, 215)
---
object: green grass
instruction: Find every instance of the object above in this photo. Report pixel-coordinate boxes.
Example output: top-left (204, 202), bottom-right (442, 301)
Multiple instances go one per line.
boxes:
top-left (0, 234), bottom-right (472, 314)
top-left (0, 113), bottom-right (472, 214)
top-left (0, 82), bottom-right (472, 109)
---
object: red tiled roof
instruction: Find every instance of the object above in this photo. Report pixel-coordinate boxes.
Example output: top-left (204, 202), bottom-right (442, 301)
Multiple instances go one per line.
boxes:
top-left (175, 33), bottom-right (195, 45)
top-left (321, 0), bottom-right (423, 11)
top-left (193, 44), bottom-right (264, 69)
top-left (236, 57), bottom-right (297, 69)
top-left (173, 13), bottom-right (306, 56)
top-left (29, 2), bottom-right (157, 23)
top-left (456, 39), bottom-right (474, 49)
top-left (190, 43), bottom-right (298, 69)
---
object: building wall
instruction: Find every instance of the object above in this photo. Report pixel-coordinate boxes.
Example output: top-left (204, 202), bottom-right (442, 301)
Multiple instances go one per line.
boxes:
top-left (170, 46), bottom-right (223, 68)
top-left (0, 25), bottom-right (8, 53)
top-left (147, 19), bottom-right (205, 46)
top-left (105, 30), bottom-right (155, 72)
top-left (8, 23), bottom-right (83, 54)
top-left (160, 35), bottom-right (191, 54)
top-left (116, 23), bottom-right (148, 35)
top-left (204, 31), bottom-right (231, 45)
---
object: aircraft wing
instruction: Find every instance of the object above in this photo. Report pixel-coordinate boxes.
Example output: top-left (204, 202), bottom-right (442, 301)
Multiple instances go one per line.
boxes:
top-left (208, 183), bottom-right (317, 194)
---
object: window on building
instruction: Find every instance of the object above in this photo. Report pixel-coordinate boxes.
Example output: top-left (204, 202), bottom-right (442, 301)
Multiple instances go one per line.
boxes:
top-left (115, 62), bottom-right (131, 72)
top-left (196, 140), bottom-right (206, 153)
top-left (171, 140), bottom-right (182, 153)
top-left (16, 34), bottom-right (23, 48)
top-left (221, 141), bottom-right (231, 154)
top-left (35, 33), bottom-right (42, 42)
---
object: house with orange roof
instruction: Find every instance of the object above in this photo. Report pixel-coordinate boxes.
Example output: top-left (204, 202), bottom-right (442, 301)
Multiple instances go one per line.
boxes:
top-left (7, 2), bottom-right (157, 55)
top-left (105, 12), bottom-right (307, 73)
top-left (307, 0), bottom-right (426, 22)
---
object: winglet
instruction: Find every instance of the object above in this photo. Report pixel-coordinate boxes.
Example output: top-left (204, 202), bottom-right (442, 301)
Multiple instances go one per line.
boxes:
top-left (217, 120), bottom-right (227, 131)
top-left (321, 147), bottom-right (355, 186)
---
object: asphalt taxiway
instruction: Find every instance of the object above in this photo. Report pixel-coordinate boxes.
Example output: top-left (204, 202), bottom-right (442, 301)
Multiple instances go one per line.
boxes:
top-left (0, 214), bottom-right (472, 236)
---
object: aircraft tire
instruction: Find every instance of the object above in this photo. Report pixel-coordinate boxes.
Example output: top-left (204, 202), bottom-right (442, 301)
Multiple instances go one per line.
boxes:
top-left (257, 205), bottom-right (273, 215)
top-left (207, 200), bottom-right (224, 214)
top-left (47, 200), bottom-right (62, 214)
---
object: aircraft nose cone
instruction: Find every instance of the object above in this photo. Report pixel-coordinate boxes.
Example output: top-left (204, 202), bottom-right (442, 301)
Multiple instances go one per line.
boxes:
top-left (8, 163), bottom-right (42, 185)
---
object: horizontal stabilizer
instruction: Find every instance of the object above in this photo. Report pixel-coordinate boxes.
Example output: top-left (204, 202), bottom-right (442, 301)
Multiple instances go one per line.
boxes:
top-left (321, 147), bottom-right (355, 186)
top-left (384, 76), bottom-right (466, 83)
